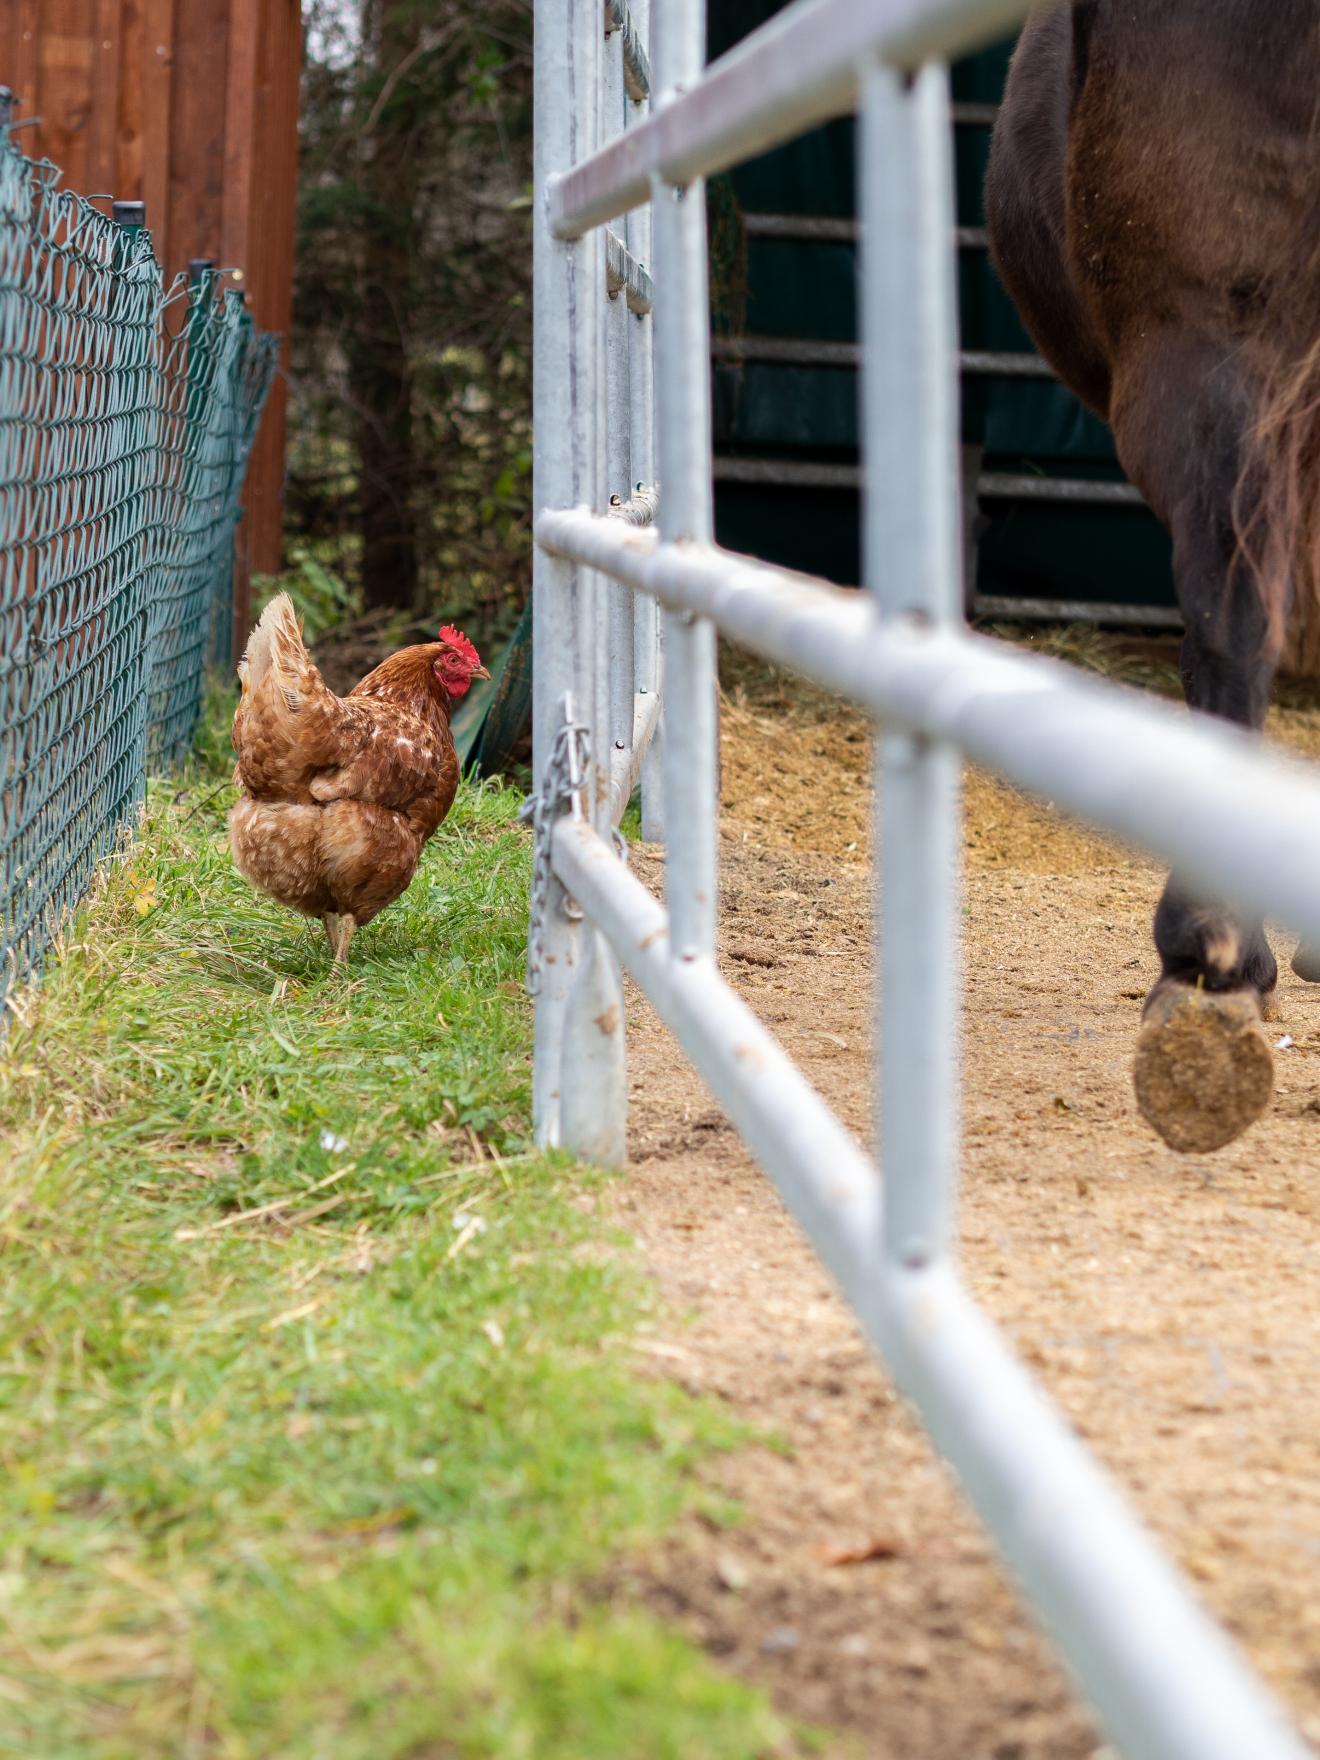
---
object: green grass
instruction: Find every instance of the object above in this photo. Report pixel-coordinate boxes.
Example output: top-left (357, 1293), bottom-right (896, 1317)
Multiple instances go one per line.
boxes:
top-left (0, 683), bottom-right (790, 1759)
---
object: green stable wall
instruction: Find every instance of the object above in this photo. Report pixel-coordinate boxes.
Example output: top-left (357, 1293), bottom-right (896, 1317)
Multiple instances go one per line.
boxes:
top-left (708, 5), bottom-right (1177, 616)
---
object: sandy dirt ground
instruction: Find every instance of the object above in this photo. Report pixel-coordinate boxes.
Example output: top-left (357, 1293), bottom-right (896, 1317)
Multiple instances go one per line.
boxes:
top-left (606, 655), bottom-right (1320, 1758)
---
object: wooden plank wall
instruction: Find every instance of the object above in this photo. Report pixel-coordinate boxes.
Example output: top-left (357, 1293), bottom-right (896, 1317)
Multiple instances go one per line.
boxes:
top-left (1, 0), bottom-right (301, 641)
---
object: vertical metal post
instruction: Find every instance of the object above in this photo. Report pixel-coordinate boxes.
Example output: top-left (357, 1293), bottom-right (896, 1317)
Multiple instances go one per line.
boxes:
top-left (532, 0), bottom-right (598, 1146)
top-left (580, 21), bottom-right (609, 842)
top-left (111, 199), bottom-right (147, 236)
top-left (603, 7), bottom-right (636, 780)
top-left (108, 201), bottom-right (148, 325)
top-left (860, 60), bottom-right (962, 1268)
top-left (534, 0), bottom-right (627, 1166)
top-left (625, 0), bottom-right (663, 842)
top-left (652, 0), bottom-right (716, 956)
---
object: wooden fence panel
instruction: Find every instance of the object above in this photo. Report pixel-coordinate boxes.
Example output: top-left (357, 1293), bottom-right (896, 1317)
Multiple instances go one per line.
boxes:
top-left (0, 0), bottom-right (301, 635)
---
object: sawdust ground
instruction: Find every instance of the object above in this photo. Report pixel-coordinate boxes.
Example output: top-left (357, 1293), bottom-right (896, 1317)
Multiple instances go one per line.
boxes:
top-left (608, 651), bottom-right (1320, 1757)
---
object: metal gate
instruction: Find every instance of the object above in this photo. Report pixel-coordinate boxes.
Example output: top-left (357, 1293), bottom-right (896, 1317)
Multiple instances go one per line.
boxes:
top-left (528, 3), bottom-right (1320, 1754)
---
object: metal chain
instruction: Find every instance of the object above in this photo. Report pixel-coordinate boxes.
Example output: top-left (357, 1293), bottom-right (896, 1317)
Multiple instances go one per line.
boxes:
top-left (521, 692), bottom-right (632, 993)
top-left (520, 693), bottom-right (590, 994)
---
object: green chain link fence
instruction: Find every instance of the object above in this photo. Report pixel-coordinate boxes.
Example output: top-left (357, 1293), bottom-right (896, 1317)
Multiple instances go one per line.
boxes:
top-left (0, 128), bottom-right (278, 1006)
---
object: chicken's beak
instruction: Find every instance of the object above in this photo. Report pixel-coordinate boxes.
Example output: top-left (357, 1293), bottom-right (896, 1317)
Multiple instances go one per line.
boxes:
top-left (472, 664), bottom-right (492, 681)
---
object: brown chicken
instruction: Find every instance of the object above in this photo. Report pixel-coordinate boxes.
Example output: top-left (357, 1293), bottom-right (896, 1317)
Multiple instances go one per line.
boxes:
top-left (228, 593), bottom-right (488, 961)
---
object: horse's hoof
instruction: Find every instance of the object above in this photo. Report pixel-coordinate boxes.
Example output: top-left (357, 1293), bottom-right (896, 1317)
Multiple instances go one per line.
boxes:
top-left (1292, 942), bottom-right (1320, 983)
top-left (1134, 983), bottom-right (1274, 1153)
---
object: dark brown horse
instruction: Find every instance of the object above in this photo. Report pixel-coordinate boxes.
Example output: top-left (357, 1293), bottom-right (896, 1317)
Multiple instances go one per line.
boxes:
top-left (986, 0), bottom-right (1320, 1152)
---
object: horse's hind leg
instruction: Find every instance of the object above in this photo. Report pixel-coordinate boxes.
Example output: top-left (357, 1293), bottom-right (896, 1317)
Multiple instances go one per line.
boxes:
top-left (1151, 599), bottom-right (1278, 1014)
top-left (1113, 340), bottom-right (1279, 1150)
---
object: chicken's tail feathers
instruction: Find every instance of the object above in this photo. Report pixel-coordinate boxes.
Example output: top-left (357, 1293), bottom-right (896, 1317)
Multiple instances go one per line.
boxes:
top-left (238, 592), bottom-right (310, 705)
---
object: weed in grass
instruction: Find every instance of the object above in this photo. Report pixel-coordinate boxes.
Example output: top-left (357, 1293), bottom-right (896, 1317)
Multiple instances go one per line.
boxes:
top-left (0, 681), bottom-right (792, 1758)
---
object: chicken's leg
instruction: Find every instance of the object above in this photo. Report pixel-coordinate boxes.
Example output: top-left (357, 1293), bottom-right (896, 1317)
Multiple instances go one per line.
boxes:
top-left (322, 912), bottom-right (355, 962)
top-left (331, 913), bottom-right (356, 963)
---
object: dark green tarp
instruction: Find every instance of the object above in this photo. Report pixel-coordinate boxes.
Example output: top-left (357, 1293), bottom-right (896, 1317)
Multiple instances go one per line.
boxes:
top-left (710, 4), bottom-right (1176, 614)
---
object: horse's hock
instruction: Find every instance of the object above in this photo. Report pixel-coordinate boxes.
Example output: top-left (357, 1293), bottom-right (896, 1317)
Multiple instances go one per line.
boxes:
top-left (1134, 984), bottom-right (1276, 1155)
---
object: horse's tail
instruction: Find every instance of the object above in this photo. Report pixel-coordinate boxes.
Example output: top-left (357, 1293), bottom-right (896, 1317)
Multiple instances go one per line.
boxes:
top-left (1235, 249), bottom-right (1320, 673)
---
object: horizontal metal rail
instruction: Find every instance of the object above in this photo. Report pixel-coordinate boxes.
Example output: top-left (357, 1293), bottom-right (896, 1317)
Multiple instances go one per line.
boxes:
top-left (980, 469), bottom-right (1144, 505)
top-left (551, 0), bottom-right (1036, 237)
top-left (711, 334), bottom-right (1055, 378)
top-left (973, 593), bottom-right (1183, 630)
top-left (714, 455), bottom-right (1146, 508)
top-left (713, 454), bottom-right (863, 489)
top-left (741, 210), bottom-right (988, 248)
top-left (712, 334), bottom-right (862, 367)
top-left (955, 348), bottom-right (1055, 377)
top-left (536, 507), bottom-right (1320, 951)
top-left (553, 813), bottom-right (1308, 1760)
top-left (741, 209), bottom-right (858, 242)
top-left (605, 227), bottom-right (655, 313)
top-left (950, 97), bottom-right (998, 124)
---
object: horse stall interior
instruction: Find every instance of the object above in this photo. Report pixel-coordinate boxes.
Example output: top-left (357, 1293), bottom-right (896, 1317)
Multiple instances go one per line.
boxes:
top-left (708, 4), bottom-right (1180, 630)
top-left (0, 0), bottom-right (302, 648)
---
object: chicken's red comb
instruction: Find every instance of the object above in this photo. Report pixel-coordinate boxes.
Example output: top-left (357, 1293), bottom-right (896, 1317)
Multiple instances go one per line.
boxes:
top-left (438, 624), bottom-right (481, 667)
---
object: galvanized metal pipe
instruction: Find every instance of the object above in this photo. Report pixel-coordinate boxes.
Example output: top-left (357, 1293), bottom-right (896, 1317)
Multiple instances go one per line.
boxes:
top-left (553, 812), bottom-right (1309, 1760)
top-left (739, 210), bottom-right (988, 248)
top-left (877, 1262), bottom-right (1311, 1760)
top-left (624, 0), bottom-right (663, 841)
top-left (713, 455), bottom-right (1144, 508)
top-left (977, 470), bottom-right (1144, 506)
top-left (861, 59), bottom-right (962, 1268)
top-left (532, 0), bottom-right (590, 1144)
top-left (972, 592), bottom-right (1180, 629)
top-left (710, 334), bottom-right (1053, 378)
top-left (582, 0), bottom-right (628, 1165)
top-left (532, 0), bottom-right (627, 1163)
top-left (606, 687), bottom-right (664, 828)
top-left (652, 0), bottom-right (717, 950)
top-left (550, 0), bottom-right (1035, 237)
top-left (603, 15), bottom-right (637, 789)
top-left (534, 508), bottom-right (1320, 954)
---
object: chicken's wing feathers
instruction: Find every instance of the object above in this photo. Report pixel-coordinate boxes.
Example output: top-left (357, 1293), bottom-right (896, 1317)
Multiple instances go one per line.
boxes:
top-left (306, 709), bottom-right (451, 815)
